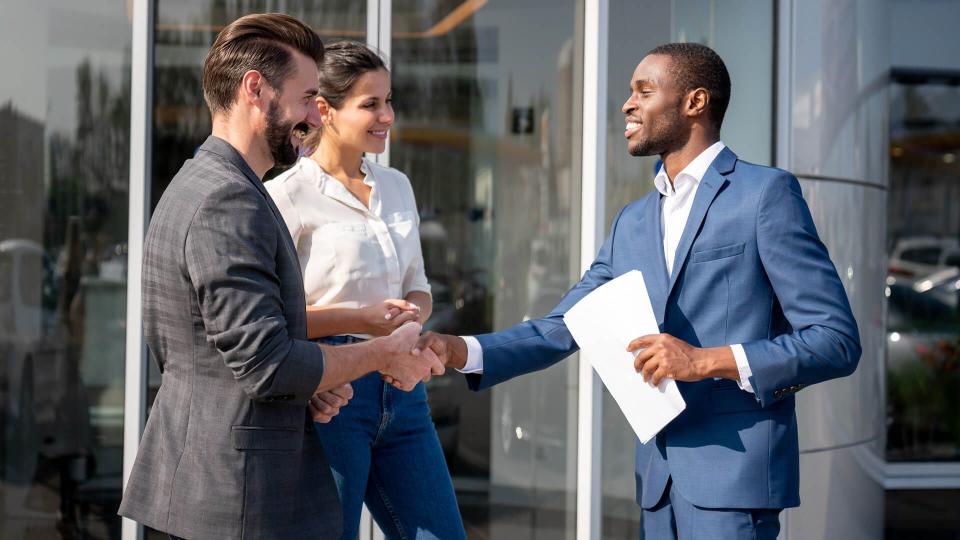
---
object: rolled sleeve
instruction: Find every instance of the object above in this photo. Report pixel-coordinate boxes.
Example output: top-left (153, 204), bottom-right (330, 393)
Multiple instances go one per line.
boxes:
top-left (185, 182), bottom-right (325, 403)
top-left (401, 227), bottom-right (432, 297)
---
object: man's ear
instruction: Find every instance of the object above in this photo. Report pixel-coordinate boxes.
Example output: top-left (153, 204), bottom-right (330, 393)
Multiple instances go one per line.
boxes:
top-left (240, 70), bottom-right (267, 105)
top-left (685, 87), bottom-right (710, 119)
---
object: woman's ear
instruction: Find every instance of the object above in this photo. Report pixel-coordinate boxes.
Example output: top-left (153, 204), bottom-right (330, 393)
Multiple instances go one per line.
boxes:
top-left (316, 97), bottom-right (334, 124)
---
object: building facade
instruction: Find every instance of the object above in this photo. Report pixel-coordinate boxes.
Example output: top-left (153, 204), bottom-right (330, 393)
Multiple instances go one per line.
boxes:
top-left (1, 1), bottom-right (957, 538)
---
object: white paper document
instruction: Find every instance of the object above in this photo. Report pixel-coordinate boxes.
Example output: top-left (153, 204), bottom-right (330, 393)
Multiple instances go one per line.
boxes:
top-left (563, 270), bottom-right (686, 443)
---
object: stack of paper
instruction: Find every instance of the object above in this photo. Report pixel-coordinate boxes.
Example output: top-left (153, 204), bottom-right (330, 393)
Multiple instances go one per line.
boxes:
top-left (563, 270), bottom-right (686, 443)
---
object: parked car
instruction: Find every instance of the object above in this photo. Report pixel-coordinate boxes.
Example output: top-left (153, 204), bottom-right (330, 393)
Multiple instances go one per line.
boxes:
top-left (888, 236), bottom-right (960, 278)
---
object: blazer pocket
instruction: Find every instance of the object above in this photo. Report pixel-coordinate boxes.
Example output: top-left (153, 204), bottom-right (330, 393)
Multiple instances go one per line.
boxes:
top-left (231, 426), bottom-right (300, 451)
top-left (691, 242), bottom-right (745, 263)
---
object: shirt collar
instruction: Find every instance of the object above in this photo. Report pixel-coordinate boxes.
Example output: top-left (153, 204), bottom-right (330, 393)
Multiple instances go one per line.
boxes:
top-left (308, 156), bottom-right (378, 214)
top-left (654, 141), bottom-right (726, 196)
top-left (308, 156), bottom-right (376, 186)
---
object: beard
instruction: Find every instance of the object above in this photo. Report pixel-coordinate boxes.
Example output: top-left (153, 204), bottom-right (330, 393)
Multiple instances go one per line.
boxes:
top-left (265, 96), bottom-right (307, 168)
top-left (627, 105), bottom-right (687, 157)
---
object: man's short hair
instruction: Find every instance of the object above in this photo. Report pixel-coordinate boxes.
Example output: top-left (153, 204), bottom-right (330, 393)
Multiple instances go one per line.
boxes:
top-left (647, 42), bottom-right (731, 131)
top-left (202, 13), bottom-right (324, 114)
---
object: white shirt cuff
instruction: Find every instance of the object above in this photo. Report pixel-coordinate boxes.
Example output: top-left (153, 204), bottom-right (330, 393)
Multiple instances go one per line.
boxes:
top-left (458, 336), bottom-right (484, 373)
top-left (730, 344), bottom-right (755, 394)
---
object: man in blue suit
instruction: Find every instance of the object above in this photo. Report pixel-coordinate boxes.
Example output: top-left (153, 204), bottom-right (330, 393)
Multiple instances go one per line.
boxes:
top-left (411, 42), bottom-right (860, 539)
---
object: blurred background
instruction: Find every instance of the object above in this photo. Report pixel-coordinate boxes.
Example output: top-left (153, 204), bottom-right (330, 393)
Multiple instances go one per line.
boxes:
top-left (1, 0), bottom-right (958, 538)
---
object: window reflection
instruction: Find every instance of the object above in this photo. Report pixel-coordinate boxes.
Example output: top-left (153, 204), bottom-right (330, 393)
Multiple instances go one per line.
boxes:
top-left (152, 0), bottom-right (369, 213)
top-left (1, 2), bottom-right (130, 537)
top-left (886, 75), bottom-right (960, 462)
top-left (392, 1), bottom-right (582, 538)
top-left (152, 3), bottom-right (585, 538)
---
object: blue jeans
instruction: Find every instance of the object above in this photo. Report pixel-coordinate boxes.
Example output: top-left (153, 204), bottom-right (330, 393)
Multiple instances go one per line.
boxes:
top-left (315, 336), bottom-right (466, 540)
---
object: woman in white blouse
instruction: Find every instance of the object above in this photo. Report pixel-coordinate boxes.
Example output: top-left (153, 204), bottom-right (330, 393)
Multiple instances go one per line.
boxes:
top-left (265, 41), bottom-right (465, 540)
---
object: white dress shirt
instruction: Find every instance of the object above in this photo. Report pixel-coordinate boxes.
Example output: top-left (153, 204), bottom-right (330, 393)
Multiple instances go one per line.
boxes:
top-left (460, 141), bottom-right (754, 394)
top-left (266, 157), bottom-right (430, 338)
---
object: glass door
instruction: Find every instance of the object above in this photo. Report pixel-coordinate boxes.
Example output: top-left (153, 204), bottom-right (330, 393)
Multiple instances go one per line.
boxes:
top-left (1, 1), bottom-right (132, 538)
top-left (390, 1), bottom-right (584, 538)
top-left (148, 2), bottom-right (586, 538)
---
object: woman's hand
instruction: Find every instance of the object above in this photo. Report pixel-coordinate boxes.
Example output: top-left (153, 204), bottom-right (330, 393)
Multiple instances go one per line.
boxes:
top-left (361, 299), bottom-right (422, 336)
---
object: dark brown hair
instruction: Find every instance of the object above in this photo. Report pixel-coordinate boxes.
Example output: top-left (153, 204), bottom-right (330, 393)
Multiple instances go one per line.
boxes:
top-left (647, 42), bottom-right (731, 132)
top-left (302, 41), bottom-right (388, 150)
top-left (202, 13), bottom-right (324, 114)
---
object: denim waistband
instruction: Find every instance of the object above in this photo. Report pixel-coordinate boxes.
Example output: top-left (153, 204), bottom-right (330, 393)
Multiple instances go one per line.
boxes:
top-left (313, 335), bottom-right (368, 346)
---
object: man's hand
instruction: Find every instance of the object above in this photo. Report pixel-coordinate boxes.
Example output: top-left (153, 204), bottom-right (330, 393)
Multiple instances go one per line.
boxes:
top-left (375, 322), bottom-right (445, 391)
top-left (413, 332), bottom-right (468, 370)
top-left (309, 383), bottom-right (354, 423)
top-left (361, 299), bottom-right (422, 336)
top-left (627, 334), bottom-right (738, 386)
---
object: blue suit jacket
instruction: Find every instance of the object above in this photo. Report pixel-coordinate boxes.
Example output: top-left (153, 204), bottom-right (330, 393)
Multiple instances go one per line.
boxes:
top-left (466, 147), bottom-right (861, 510)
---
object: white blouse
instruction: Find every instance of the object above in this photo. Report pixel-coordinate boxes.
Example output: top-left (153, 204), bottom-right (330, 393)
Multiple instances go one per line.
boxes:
top-left (265, 157), bottom-right (430, 314)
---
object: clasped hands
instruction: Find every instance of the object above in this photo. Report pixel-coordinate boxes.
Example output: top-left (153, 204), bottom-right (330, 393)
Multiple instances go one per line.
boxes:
top-left (310, 322), bottom-right (444, 423)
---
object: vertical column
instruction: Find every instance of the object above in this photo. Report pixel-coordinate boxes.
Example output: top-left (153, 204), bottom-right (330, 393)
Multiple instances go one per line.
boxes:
top-left (777, 0), bottom-right (888, 538)
top-left (122, 0), bottom-right (153, 539)
top-left (577, 1), bottom-right (607, 538)
top-left (368, 0), bottom-right (391, 168)
top-left (359, 8), bottom-right (386, 538)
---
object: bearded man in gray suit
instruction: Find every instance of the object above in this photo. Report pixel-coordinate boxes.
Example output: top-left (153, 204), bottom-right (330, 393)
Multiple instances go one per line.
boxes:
top-left (118, 14), bottom-right (444, 539)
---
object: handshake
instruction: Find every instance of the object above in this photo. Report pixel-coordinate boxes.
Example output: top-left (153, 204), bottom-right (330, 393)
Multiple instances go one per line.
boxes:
top-left (309, 323), bottom-right (467, 423)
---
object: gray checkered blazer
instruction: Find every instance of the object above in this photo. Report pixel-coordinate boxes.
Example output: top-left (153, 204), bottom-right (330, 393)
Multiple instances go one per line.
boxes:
top-left (119, 136), bottom-right (342, 539)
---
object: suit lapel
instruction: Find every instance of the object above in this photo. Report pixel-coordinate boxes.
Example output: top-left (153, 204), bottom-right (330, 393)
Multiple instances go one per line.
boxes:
top-left (665, 148), bottom-right (736, 297)
top-left (199, 137), bottom-right (304, 281)
top-left (643, 194), bottom-right (670, 327)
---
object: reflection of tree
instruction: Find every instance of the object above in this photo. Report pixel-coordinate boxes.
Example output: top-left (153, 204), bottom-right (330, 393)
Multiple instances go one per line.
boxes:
top-left (48, 60), bottom-right (130, 256)
top-left (152, 1), bottom-right (369, 199)
top-left (40, 57), bottom-right (130, 538)
top-left (887, 337), bottom-right (960, 461)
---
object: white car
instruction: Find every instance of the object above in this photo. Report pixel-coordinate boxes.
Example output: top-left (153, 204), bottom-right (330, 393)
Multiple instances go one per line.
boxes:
top-left (888, 236), bottom-right (960, 279)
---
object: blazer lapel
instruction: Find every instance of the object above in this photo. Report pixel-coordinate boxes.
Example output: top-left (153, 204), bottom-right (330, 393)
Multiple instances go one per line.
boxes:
top-left (199, 136), bottom-right (304, 281)
top-left (665, 148), bottom-right (736, 297)
top-left (643, 194), bottom-right (670, 327)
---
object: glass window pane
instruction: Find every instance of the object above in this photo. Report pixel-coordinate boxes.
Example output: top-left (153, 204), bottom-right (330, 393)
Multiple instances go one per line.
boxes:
top-left (148, 0), bottom-right (368, 405)
top-left (1, 2), bottom-right (130, 537)
top-left (152, 0), bottom-right (368, 210)
top-left (392, 1), bottom-right (583, 537)
top-left (147, 5), bottom-right (367, 538)
top-left (886, 78), bottom-right (960, 462)
top-left (601, 2), bottom-right (774, 537)
top-left (604, 0), bottom-right (774, 225)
